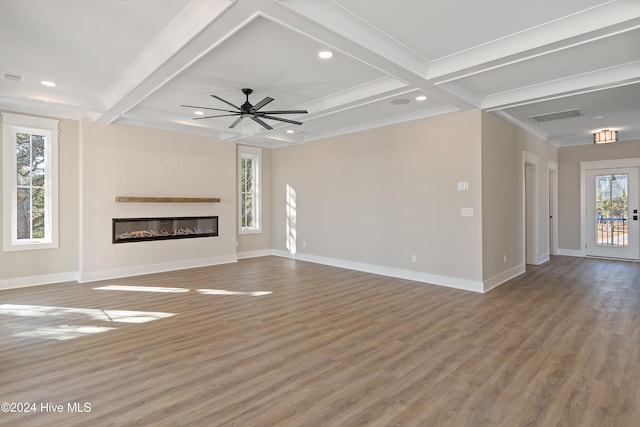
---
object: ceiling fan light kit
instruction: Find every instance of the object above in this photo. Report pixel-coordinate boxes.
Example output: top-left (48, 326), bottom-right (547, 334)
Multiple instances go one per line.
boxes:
top-left (181, 88), bottom-right (308, 130)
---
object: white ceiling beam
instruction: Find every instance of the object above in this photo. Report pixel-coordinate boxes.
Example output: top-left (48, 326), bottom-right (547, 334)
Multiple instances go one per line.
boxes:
top-left (483, 61), bottom-right (640, 111)
top-left (97, 0), bottom-right (237, 123)
top-left (428, 2), bottom-right (640, 82)
top-left (270, 0), bottom-right (475, 110)
top-left (0, 81), bottom-right (104, 120)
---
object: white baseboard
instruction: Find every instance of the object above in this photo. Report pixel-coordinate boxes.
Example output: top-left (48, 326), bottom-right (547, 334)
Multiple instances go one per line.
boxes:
top-left (483, 264), bottom-right (526, 292)
top-left (78, 254), bottom-right (238, 283)
top-left (0, 271), bottom-right (79, 291)
top-left (237, 249), bottom-right (275, 259)
top-left (273, 250), bottom-right (485, 293)
top-left (557, 248), bottom-right (585, 257)
top-left (535, 252), bottom-right (550, 265)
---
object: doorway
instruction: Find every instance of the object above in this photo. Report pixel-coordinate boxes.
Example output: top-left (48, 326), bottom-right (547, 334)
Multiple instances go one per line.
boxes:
top-left (549, 163), bottom-right (558, 257)
top-left (523, 152), bottom-right (539, 266)
top-left (585, 167), bottom-right (639, 260)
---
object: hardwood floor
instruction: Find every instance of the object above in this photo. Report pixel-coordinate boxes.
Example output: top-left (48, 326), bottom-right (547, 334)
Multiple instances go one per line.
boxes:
top-left (1, 256), bottom-right (639, 426)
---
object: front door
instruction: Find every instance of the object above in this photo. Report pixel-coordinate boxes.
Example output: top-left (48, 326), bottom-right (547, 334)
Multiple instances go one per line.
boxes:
top-left (586, 168), bottom-right (639, 260)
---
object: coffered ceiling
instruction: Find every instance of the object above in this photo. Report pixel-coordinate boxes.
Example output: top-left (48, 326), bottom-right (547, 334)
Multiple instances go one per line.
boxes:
top-left (1, 0), bottom-right (639, 148)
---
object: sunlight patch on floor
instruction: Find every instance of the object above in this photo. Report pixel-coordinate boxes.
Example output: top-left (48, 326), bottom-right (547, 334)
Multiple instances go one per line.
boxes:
top-left (94, 285), bottom-right (190, 293)
top-left (197, 289), bottom-right (273, 296)
top-left (0, 304), bottom-right (176, 341)
top-left (0, 304), bottom-right (175, 324)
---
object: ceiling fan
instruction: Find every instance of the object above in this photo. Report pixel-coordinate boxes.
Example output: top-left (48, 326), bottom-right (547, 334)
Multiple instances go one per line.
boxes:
top-left (182, 88), bottom-right (308, 130)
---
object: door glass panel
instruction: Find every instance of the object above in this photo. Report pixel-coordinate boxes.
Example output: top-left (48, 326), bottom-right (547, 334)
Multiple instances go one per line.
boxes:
top-left (595, 174), bottom-right (628, 247)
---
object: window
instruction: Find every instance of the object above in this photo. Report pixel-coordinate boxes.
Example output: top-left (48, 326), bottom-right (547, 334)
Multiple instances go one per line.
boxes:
top-left (238, 146), bottom-right (261, 233)
top-left (2, 113), bottom-right (59, 251)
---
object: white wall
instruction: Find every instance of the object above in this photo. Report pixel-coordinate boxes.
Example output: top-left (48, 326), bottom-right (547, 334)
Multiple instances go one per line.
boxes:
top-left (79, 119), bottom-right (237, 282)
top-left (0, 116), bottom-right (80, 289)
top-left (1, 109), bottom-right (560, 293)
top-left (558, 139), bottom-right (640, 252)
top-left (271, 110), bottom-right (484, 291)
top-left (481, 112), bottom-right (557, 291)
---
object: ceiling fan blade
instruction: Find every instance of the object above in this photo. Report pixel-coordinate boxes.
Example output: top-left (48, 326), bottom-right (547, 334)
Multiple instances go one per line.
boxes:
top-left (211, 95), bottom-right (241, 110)
top-left (229, 116), bottom-right (245, 129)
top-left (252, 97), bottom-right (274, 111)
top-left (250, 116), bottom-right (273, 130)
top-left (261, 115), bottom-right (304, 126)
top-left (181, 104), bottom-right (238, 113)
top-left (261, 110), bottom-right (308, 114)
top-left (193, 113), bottom-right (241, 120)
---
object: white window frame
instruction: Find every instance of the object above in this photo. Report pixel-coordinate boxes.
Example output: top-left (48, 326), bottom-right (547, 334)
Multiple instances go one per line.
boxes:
top-left (2, 112), bottom-right (59, 251)
top-left (238, 145), bottom-right (262, 234)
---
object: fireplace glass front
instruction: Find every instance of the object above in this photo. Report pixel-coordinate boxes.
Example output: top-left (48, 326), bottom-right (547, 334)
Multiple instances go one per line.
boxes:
top-left (112, 216), bottom-right (218, 243)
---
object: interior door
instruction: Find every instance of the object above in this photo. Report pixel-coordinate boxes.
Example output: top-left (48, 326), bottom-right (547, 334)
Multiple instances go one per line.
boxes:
top-left (586, 168), bottom-right (639, 259)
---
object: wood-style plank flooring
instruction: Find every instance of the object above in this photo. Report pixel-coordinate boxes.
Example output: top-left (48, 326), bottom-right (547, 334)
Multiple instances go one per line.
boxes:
top-left (1, 256), bottom-right (639, 426)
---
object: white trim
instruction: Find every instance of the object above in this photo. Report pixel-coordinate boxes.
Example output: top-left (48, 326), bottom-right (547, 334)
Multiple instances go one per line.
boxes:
top-left (78, 254), bottom-right (237, 283)
top-left (580, 158), bottom-right (640, 170)
top-left (523, 151), bottom-right (539, 266)
top-left (2, 113), bottom-right (59, 251)
top-left (557, 249), bottom-right (585, 257)
top-left (273, 250), bottom-right (485, 293)
top-left (548, 161), bottom-right (559, 256)
top-left (237, 249), bottom-right (275, 259)
top-left (535, 252), bottom-right (550, 265)
top-left (238, 145), bottom-right (262, 234)
top-left (483, 264), bottom-right (526, 292)
top-left (0, 271), bottom-right (79, 291)
top-left (580, 158), bottom-right (640, 260)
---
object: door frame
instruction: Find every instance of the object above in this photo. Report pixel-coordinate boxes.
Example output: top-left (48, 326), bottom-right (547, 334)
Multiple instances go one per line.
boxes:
top-left (523, 151), bottom-right (539, 266)
top-left (549, 161), bottom-right (559, 257)
top-left (580, 157), bottom-right (640, 258)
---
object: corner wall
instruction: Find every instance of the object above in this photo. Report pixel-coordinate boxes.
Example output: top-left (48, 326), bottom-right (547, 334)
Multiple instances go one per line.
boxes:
top-left (79, 119), bottom-right (237, 282)
top-left (271, 110), bottom-right (484, 291)
top-left (0, 116), bottom-right (80, 289)
top-left (481, 112), bottom-right (557, 291)
top-left (557, 139), bottom-right (640, 252)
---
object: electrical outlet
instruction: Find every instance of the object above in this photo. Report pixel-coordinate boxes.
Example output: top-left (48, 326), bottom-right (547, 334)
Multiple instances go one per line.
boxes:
top-left (411, 254), bottom-right (417, 264)
top-left (503, 254), bottom-right (507, 263)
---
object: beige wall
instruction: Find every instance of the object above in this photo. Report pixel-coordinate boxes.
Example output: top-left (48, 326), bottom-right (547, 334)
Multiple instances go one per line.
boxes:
top-left (1, 108), bottom-right (563, 292)
top-left (271, 110), bottom-right (484, 286)
top-left (480, 112), bottom-right (557, 289)
top-left (481, 113), bottom-right (520, 283)
top-left (557, 139), bottom-right (640, 251)
top-left (79, 119), bottom-right (237, 281)
top-left (0, 116), bottom-right (80, 287)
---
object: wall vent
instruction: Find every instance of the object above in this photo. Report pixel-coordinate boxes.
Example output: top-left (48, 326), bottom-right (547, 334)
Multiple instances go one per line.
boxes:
top-left (530, 109), bottom-right (582, 123)
top-left (2, 72), bottom-right (23, 82)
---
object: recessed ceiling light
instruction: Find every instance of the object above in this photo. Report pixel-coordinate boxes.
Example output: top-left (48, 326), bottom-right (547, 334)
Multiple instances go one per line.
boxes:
top-left (318, 50), bottom-right (333, 59)
top-left (41, 80), bottom-right (56, 87)
top-left (286, 129), bottom-right (295, 134)
top-left (194, 110), bottom-right (204, 116)
top-left (416, 95), bottom-right (427, 101)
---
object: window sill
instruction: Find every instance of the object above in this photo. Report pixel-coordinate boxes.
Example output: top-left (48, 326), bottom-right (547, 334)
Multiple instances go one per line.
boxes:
top-left (3, 241), bottom-right (58, 252)
top-left (239, 229), bottom-right (262, 235)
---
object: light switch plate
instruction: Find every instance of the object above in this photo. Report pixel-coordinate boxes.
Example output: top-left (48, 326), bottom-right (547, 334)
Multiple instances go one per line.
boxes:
top-left (457, 182), bottom-right (469, 191)
top-left (461, 208), bottom-right (473, 217)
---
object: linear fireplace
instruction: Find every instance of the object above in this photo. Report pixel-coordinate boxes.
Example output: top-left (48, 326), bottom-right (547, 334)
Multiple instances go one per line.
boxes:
top-left (112, 216), bottom-right (218, 244)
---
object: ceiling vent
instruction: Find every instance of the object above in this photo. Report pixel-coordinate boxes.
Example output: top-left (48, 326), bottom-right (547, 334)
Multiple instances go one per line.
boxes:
top-left (530, 109), bottom-right (582, 123)
top-left (3, 72), bottom-right (23, 82)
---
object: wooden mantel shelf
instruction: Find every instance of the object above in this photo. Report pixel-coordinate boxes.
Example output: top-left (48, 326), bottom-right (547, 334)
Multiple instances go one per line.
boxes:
top-left (116, 196), bottom-right (221, 203)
